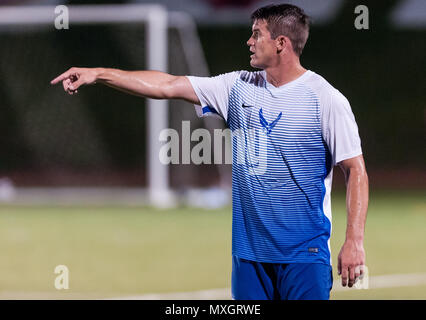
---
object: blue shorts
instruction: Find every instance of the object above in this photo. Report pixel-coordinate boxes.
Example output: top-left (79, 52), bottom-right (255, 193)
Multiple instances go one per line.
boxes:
top-left (231, 256), bottom-right (333, 300)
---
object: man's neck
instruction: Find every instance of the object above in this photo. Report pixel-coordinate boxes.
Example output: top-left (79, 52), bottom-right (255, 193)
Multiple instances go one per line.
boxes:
top-left (264, 59), bottom-right (307, 88)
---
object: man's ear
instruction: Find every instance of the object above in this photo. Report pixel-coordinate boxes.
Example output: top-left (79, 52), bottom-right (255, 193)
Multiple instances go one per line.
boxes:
top-left (275, 35), bottom-right (287, 53)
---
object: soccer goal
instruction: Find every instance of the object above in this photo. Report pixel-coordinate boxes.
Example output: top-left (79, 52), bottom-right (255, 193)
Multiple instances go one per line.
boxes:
top-left (0, 4), bottom-right (229, 207)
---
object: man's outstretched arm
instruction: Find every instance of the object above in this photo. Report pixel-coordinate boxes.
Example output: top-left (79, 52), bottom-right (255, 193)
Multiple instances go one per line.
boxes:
top-left (50, 67), bottom-right (200, 104)
top-left (337, 154), bottom-right (369, 287)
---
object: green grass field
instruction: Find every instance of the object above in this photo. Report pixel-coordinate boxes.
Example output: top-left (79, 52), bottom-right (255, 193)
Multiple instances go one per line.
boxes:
top-left (0, 190), bottom-right (424, 299)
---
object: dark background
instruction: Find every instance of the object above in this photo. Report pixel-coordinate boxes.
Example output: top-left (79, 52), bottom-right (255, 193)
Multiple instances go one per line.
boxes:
top-left (0, 0), bottom-right (424, 189)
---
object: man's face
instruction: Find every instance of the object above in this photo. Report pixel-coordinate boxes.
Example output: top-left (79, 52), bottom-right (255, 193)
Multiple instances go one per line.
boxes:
top-left (247, 19), bottom-right (277, 69)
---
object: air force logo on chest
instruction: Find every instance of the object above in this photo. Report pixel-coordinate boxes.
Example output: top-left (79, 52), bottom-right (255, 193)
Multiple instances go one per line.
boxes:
top-left (259, 108), bottom-right (282, 135)
top-left (242, 102), bottom-right (283, 135)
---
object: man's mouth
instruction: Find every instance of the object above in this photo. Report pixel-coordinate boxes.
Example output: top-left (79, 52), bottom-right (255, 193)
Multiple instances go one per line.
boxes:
top-left (249, 48), bottom-right (255, 56)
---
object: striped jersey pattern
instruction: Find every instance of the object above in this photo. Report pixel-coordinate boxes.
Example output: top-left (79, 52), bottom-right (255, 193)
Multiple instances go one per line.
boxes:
top-left (187, 70), bottom-right (362, 265)
top-left (227, 70), bottom-right (332, 264)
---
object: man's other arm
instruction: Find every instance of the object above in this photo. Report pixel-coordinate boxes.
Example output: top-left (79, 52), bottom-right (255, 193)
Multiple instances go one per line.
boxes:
top-left (50, 67), bottom-right (200, 104)
top-left (337, 154), bottom-right (369, 287)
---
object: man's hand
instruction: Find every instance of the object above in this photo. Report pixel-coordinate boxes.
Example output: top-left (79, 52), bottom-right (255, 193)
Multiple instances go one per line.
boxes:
top-left (337, 239), bottom-right (365, 287)
top-left (50, 67), bottom-right (99, 94)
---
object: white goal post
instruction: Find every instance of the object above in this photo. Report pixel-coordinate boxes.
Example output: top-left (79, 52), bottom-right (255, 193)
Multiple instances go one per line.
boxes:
top-left (0, 4), bottom-right (211, 207)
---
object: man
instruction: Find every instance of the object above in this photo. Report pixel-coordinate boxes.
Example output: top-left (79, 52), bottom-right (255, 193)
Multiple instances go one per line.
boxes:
top-left (51, 4), bottom-right (368, 300)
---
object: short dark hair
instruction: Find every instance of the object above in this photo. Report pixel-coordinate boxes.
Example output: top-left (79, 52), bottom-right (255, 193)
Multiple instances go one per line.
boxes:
top-left (251, 4), bottom-right (310, 56)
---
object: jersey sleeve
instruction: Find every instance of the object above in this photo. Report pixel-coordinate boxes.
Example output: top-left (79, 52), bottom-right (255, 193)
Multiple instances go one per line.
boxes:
top-left (322, 89), bottom-right (363, 166)
top-left (186, 71), bottom-right (240, 121)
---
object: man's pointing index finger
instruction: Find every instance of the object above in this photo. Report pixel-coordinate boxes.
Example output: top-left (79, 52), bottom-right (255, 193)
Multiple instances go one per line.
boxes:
top-left (50, 69), bottom-right (74, 85)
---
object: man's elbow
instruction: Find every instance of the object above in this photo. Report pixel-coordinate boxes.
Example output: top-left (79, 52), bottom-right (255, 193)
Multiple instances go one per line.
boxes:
top-left (161, 82), bottom-right (176, 99)
top-left (349, 166), bottom-right (369, 187)
top-left (158, 79), bottom-right (181, 100)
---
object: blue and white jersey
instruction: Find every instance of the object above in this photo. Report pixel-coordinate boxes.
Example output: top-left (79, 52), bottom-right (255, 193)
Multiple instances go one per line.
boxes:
top-left (187, 70), bottom-right (362, 265)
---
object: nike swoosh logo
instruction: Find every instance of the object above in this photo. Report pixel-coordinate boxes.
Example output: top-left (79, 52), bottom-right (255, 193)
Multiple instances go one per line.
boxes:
top-left (242, 103), bottom-right (254, 108)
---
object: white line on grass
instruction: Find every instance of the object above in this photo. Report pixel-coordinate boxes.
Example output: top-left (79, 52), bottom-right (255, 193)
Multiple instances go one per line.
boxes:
top-left (108, 272), bottom-right (426, 300)
top-left (333, 272), bottom-right (426, 291)
top-left (107, 288), bottom-right (231, 300)
top-left (2, 272), bottom-right (426, 300)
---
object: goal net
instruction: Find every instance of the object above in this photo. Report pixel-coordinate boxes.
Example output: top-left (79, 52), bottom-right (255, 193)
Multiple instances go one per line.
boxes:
top-left (0, 4), bottom-right (231, 207)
